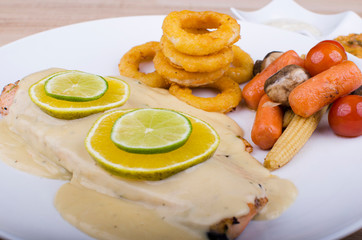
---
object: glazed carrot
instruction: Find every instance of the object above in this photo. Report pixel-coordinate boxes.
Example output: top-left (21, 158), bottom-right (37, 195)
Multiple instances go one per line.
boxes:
top-left (289, 60), bottom-right (362, 118)
top-left (242, 50), bottom-right (304, 110)
top-left (251, 94), bottom-right (283, 150)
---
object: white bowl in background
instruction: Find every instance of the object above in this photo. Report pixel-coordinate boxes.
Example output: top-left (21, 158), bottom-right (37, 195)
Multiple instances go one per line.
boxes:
top-left (231, 0), bottom-right (362, 40)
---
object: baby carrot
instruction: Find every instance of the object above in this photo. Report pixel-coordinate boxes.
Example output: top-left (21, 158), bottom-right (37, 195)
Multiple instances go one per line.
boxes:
top-left (251, 94), bottom-right (283, 150)
top-left (242, 50), bottom-right (304, 110)
top-left (289, 60), bottom-right (362, 118)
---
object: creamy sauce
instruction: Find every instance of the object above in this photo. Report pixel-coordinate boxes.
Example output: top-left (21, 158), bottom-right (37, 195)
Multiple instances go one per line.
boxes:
top-left (266, 18), bottom-right (322, 38)
top-left (0, 68), bottom-right (297, 239)
top-left (0, 121), bottom-right (71, 179)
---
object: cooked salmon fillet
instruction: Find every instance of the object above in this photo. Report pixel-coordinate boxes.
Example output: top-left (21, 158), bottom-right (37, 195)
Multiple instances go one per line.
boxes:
top-left (0, 77), bottom-right (267, 239)
top-left (0, 81), bottom-right (18, 116)
top-left (0, 69), bottom-right (296, 240)
top-left (208, 197), bottom-right (268, 240)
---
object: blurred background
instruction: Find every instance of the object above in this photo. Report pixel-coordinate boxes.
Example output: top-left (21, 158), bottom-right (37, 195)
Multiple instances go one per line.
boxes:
top-left (1, 0), bottom-right (361, 46)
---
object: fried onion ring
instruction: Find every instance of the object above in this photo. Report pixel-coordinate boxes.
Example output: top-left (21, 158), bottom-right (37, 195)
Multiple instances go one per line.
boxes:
top-left (153, 51), bottom-right (226, 87)
top-left (160, 35), bottom-right (233, 73)
top-left (118, 41), bottom-right (170, 88)
top-left (162, 10), bottom-right (240, 56)
top-left (169, 76), bottom-right (242, 113)
top-left (183, 28), bottom-right (210, 34)
top-left (225, 45), bottom-right (254, 84)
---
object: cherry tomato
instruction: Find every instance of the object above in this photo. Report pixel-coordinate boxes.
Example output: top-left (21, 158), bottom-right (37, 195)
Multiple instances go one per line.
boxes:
top-left (304, 40), bottom-right (347, 76)
top-left (319, 40), bottom-right (346, 52)
top-left (328, 95), bottom-right (362, 137)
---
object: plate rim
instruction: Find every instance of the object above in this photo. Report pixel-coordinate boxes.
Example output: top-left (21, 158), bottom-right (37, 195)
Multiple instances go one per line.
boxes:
top-left (0, 14), bottom-right (361, 240)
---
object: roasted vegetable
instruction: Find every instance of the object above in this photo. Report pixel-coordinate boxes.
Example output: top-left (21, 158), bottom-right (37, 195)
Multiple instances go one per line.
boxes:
top-left (264, 107), bottom-right (327, 170)
top-left (264, 64), bottom-right (309, 106)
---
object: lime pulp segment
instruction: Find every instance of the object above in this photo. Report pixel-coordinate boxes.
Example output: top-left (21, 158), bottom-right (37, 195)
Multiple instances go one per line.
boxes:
top-left (44, 70), bottom-right (108, 102)
top-left (110, 108), bottom-right (192, 154)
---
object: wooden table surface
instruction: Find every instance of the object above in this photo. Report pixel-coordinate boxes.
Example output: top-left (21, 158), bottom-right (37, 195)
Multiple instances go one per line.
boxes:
top-left (0, 0), bottom-right (361, 239)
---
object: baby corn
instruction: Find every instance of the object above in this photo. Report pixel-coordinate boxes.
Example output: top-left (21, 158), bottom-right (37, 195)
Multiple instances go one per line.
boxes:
top-left (264, 107), bottom-right (327, 170)
top-left (282, 109), bottom-right (294, 128)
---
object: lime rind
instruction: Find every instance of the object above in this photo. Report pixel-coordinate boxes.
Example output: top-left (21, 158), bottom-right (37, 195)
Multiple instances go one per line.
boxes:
top-left (44, 71), bottom-right (109, 102)
top-left (110, 109), bottom-right (192, 154)
top-left (85, 109), bottom-right (220, 180)
top-left (29, 72), bottom-right (130, 119)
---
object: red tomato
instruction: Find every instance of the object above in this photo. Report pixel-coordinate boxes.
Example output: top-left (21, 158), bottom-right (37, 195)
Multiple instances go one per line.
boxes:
top-left (328, 95), bottom-right (362, 137)
top-left (304, 40), bottom-right (347, 76)
top-left (319, 40), bottom-right (346, 52)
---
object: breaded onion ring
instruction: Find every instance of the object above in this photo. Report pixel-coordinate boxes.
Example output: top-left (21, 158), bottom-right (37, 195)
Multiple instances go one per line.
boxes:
top-left (169, 76), bottom-right (242, 113)
top-left (225, 45), bottom-right (254, 84)
top-left (160, 35), bottom-right (233, 73)
top-left (162, 10), bottom-right (240, 56)
top-left (153, 51), bottom-right (226, 87)
top-left (118, 41), bottom-right (170, 88)
top-left (183, 28), bottom-right (210, 34)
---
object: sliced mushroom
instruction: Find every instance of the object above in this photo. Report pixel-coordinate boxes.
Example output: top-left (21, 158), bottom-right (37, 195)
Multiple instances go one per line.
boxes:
top-left (261, 51), bottom-right (284, 70)
top-left (264, 64), bottom-right (310, 106)
top-left (253, 60), bottom-right (263, 76)
top-left (253, 51), bottom-right (284, 75)
top-left (352, 85), bottom-right (362, 96)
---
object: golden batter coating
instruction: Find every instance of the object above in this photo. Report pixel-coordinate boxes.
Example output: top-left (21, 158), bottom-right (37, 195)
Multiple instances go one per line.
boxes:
top-left (335, 33), bottom-right (362, 58)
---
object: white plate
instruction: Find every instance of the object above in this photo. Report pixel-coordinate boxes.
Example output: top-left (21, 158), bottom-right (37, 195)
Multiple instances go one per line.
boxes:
top-left (231, 0), bottom-right (362, 40)
top-left (0, 15), bottom-right (361, 240)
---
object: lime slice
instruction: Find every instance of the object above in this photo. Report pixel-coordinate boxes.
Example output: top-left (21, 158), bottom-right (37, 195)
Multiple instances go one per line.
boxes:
top-left (44, 71), bottom-right (108, 102)
top-left (29, 71), bottom-right (130, 119)
top-left (110, 108), bottom-right (192, 154)
top-left (85, 109), bottom-right (219, 180)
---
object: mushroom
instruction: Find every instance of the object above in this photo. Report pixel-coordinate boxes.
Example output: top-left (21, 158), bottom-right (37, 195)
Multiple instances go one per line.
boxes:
top-left (352, 85), bottom-right (362, 96)
top-left (253, 60), bottom-right (263, 76)
top-left (261, 51), bottom-right (284, 70)
top-left (264, 64), bottom-right (310, 106)
top-left (253, 51), bottom-right (284, 75)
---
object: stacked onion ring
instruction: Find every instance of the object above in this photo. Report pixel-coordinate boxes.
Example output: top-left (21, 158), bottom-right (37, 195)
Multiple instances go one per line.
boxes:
top-left (119, 10), bottom-right (255, 113)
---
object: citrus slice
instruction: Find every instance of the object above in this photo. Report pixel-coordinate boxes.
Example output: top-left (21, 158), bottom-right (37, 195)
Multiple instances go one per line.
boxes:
top-left (44, 71), bottom-right (108, 102)
top-left (29, 71), bottom-right (130, 119)
top-left (85, 109), bottom-right (220, 180)
top-left (110, 109), bottom-right (192, 154)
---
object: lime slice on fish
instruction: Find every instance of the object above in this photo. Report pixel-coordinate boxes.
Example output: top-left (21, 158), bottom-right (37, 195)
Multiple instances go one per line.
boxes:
top-left (44, 71), bottom-right (108, 102)
top-left (29, 71), bottom-right (130, 119)
top-left (85, 109), bottom-right (220, 180)
top-left (110, 108), bottom-right (192, 154)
